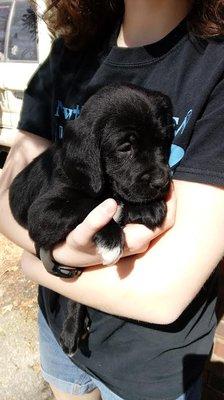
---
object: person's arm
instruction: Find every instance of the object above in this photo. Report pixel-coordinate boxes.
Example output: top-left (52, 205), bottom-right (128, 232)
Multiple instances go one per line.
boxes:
top-left (21, 179), bottom-right (224, 325)
top-left (0, 130), bottom-right (51, 252)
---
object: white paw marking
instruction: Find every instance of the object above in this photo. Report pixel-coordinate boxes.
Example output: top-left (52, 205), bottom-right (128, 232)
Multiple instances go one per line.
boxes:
top-left (97, 244), bottom-right (123, 266)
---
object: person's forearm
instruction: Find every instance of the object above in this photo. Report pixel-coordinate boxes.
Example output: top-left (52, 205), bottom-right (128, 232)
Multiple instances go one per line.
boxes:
top-left (21, 249), bottom-right (167, 324)
top-left (21, 180), bottom-right (224, 325)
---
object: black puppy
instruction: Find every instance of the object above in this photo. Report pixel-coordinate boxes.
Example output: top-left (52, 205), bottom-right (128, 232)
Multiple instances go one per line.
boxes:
top-left (9, 84), bottom-right (174, 355)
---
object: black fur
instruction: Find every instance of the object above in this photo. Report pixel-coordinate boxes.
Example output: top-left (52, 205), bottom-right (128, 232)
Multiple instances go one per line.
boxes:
top-left (9, 84), bottom-right (174, 355)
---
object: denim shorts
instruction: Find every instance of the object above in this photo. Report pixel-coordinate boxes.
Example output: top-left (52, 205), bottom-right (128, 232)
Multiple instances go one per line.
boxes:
top-left (38, 309), bottom-right (202, 400)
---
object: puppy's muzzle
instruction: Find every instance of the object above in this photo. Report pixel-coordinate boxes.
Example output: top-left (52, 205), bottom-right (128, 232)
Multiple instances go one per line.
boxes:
top-left (139, 168), bottom-right (170, 185)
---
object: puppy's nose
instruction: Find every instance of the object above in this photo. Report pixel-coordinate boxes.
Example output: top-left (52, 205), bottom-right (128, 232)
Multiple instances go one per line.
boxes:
top-left (151, 174), bottom-right (170, 190)
top-left (151, 179), bottom-right (168, 190)
top-left (140, 169), bottom-right (170, 188)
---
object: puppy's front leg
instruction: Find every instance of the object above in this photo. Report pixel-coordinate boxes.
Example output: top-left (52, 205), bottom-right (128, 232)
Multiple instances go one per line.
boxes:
top-left (93, 220), bottom-right (125, 265)
top-left (124, 200), bottom-right (167, 231)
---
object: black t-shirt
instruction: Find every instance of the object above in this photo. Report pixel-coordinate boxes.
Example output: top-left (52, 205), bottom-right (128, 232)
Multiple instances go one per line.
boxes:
top-left (18, 18), bottom-right (224, 400)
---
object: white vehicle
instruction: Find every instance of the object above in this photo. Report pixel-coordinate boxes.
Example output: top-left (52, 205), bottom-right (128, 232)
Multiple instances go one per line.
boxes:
top-left (0, 0), bottom-right (51, 150)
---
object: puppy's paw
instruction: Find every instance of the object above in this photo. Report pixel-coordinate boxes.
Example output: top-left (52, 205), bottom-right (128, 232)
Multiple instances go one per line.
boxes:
top-left (97, 243), bottom-right (123, 265)
top-left (125, 200), bottom-right (167, 230)
top-left (93, 220), bottom-right (124, 265)
top-left (144, 200), bottom-right (167, 229)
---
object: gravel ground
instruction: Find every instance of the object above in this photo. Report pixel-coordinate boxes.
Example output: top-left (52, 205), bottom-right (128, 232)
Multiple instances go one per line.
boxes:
top-left (0, 234), bottom-right (54, 400)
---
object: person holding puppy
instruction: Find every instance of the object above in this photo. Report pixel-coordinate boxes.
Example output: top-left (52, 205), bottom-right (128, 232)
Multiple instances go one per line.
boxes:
top-left (1, 1), bottom-right (224, 399)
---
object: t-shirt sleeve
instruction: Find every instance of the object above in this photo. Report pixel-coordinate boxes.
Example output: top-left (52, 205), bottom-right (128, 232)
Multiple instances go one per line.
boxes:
top-left (17, 38), bottom-right (64, 140)
top-left (173, 78), bottom-right (224, 186)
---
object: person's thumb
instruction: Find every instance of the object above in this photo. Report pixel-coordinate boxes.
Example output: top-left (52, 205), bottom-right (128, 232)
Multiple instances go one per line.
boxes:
top-left (66, 199), bottom-right (118, 248)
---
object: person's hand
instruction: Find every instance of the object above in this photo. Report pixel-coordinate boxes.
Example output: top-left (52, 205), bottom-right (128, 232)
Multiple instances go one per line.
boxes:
top-left (52, 183), bottom-right (176, 268)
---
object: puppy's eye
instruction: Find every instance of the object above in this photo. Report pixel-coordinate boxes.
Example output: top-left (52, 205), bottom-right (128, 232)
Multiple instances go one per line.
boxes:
top-left (118, 134), bottom-right (137, 153)
top-left (118, 142), bottom-right (132, 153)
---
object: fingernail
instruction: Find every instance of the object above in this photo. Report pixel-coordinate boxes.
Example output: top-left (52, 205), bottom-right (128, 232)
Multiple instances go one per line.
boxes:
top-left (102, 199), bottom-right (117, 213)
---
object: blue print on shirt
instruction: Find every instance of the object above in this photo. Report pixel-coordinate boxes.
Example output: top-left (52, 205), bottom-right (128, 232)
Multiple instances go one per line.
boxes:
top-left (55, 100), bottom-right (81, 120)
top-left (169, 109), bottom-right (193, 169)
top-left (54, 100), bottom-right (81, 140)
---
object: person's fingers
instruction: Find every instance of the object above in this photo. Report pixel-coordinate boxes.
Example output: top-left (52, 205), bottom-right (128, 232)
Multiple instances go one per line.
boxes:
top-left (123, 223), bottom-right (154, 256)
top-left (65, 184), bottom-right (176, 260)
top-left (66, 199), bottom-right (118, 248)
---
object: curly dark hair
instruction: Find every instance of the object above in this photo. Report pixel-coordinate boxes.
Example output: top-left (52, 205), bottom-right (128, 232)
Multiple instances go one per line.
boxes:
top-left (42, 0), bottom-right (123, 49)
top-left (41, 0), bottom-right (224, 49)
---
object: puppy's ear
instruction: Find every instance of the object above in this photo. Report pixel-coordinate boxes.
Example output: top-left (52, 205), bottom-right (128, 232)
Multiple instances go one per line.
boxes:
top-left (61, 117), bottom-right (104, 196)
top-left (150, 91), bottom-right (174, 146)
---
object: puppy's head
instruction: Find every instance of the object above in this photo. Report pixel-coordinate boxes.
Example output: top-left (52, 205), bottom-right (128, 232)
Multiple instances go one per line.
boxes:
top-left (99, 85), bottom-right (174, 202)
top-left (62, 84), bottom-right (174, 202)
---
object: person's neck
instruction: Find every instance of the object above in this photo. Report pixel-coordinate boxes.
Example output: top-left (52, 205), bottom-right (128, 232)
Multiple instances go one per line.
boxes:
top-left (117, 0), bottom-right (192, 48)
